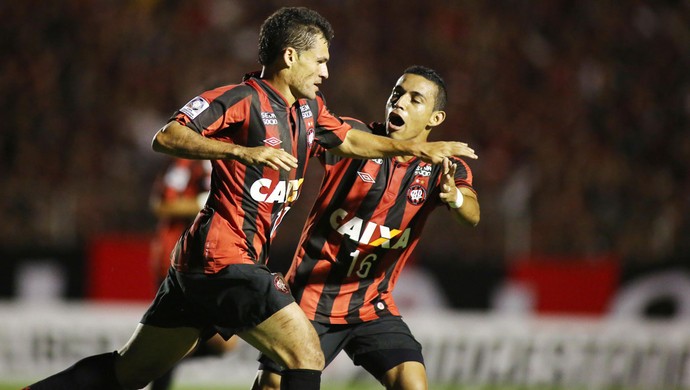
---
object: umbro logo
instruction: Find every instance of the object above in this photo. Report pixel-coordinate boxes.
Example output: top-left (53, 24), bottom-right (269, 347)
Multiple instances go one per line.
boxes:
top-left (357, 171), bottom-right (375, 183)
top-left (263, 137), bottom-right (282, 147)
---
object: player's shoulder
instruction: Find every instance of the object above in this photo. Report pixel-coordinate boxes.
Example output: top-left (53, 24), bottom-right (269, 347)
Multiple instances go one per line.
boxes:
top-left (194, 83), bottom-right (257, 109)
top-left (212, 83), bottom-right (255, 97)
top-left (448, 156), bottom-right (474, 180)
top-left (340, 117), bottom-right (373, 133)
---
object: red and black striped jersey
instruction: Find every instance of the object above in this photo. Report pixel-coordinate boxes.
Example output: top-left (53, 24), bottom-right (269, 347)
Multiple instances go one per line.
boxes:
top-left (170, 75), bottom-right (351, 274)
top-left (150, 159), bottom-right (211, 279)
top-left (287, 120), bottom-right (475, 324)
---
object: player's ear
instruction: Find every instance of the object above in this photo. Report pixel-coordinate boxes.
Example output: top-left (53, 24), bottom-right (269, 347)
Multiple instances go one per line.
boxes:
top-left (283, 47), bottom-right (298, 67)
top-left (428, 110), bottom-right (446, 128)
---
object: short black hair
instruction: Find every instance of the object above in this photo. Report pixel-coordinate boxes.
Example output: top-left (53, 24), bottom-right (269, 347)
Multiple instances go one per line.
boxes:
top-left (258, 7), bottom-right (335, 66)
top-left (403, 65), bottom-right (447, 111)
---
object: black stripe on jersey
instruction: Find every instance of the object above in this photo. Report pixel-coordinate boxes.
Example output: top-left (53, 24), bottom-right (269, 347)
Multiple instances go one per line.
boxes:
top-left (300, 99), bottom-right (319, 167)
top-left (265, 95), bottom-right (295, 262)
top-left (292, 250), bottom-right (319, 307)
top-left (239, 86), bottom-right (264, 263)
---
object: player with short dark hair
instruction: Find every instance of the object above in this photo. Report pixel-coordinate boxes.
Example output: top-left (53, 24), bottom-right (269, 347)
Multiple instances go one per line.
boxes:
top-left (253, 65), bottom-right (480, 390)
top-left (24, 7), bottom-right (477, 390)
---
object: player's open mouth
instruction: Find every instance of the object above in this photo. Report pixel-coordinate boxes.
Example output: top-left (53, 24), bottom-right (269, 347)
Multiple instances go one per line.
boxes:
top-left (388, 112), bottom-right (405, 128)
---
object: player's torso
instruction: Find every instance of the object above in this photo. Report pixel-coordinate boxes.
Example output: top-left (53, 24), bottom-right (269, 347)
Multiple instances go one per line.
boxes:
top-left (178, 81), bottom-right (319, 271)
top-left (291, 156), bottom-right (444, 323)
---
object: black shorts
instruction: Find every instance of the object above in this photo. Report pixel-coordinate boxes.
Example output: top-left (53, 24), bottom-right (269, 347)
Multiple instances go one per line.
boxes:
top-left (141, 265), bottom-right (294, 340)
top-left (259, 316), bottom-right (423, 379)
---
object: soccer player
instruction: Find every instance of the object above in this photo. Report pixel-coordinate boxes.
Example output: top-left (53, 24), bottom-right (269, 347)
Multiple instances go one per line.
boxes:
top-left (147, 158), bottom-right (237, 390)
top-left (24, 7), bottom-right (476, 390)
top-left (252, 66), bottom-right (480, 390)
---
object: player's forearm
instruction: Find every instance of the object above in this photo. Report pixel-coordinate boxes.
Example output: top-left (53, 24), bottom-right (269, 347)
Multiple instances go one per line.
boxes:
top-left (152, 121), bottom-right (244, 160)
top-left (451, 188), bottom-right (480, 227)
top-left (333, 130), bottom-right (417, 159)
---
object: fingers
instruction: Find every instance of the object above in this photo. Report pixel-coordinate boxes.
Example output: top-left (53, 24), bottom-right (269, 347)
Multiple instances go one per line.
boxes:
top-left (261, 149), bottom-right (298, 171)
top-left (457, 144), bottom-right (477, 160)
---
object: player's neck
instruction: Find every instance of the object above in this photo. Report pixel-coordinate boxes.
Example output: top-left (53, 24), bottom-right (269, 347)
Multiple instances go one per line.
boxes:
top-left (391, 131), bottom-right (429, 163)
top-left (260, 67), bottom-right (297, 106)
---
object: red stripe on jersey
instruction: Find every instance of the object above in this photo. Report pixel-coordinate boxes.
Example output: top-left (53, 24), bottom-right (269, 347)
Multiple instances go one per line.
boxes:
top-left (298, 253), bottom-right (332, 320)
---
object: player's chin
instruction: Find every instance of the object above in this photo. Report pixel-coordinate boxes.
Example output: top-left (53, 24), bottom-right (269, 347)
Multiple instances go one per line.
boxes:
top-left (298, 91), bottom-right (317, 100)
top-left (386, 123), bottom-right (404, 136)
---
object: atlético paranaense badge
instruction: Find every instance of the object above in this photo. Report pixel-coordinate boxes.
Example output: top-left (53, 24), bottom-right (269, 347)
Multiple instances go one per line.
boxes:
top-left (272, 273), bottom-right (290, 294)
top-left (406, 184), bottom-right (427, 205)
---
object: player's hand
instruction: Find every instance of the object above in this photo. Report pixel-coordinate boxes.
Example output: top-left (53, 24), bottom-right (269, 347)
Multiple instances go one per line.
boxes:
top-left (416, 141), bottom-right (477, 164)
top-left (438, 157), bottom-right (460, 205)
top-left (236, 146), bottom-right (298, 171)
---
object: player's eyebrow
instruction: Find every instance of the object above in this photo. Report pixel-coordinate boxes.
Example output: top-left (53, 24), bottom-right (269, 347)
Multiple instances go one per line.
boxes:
top-left (392, 86), bottom-right (427, 100)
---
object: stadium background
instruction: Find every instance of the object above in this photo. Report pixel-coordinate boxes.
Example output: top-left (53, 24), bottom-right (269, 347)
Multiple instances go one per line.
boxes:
top-left (1, 1), bottom-right (689, 389)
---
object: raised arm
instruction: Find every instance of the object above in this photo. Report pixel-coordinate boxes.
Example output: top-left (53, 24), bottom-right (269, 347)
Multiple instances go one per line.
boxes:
top-left (152, 121), bottom-right (298, 171)
top-left (438, 158), bottom-right (480, 226)
top-left (331, 129), bottom-right (478, 164)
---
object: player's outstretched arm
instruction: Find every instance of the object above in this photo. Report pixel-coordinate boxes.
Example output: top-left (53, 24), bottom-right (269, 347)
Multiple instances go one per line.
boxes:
top-left (332, 129), bottom-right (478, 164)
top-left (439, 158), bottom-right (480, 226)
top-left (152, 121), bottom-right (298, 171)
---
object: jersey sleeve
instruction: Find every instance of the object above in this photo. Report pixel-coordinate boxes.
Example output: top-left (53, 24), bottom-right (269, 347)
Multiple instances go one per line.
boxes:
top-left (451, 157), bottom-right (476, 193)
top-left (316, 117), bottom-right (373, 166)
top-left (170, 84), bottom-right (252, 137)
top-left (312, 94), bottom-right (352, 150)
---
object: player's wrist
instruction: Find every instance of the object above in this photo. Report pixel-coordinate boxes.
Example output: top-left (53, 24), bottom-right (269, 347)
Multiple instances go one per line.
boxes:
top-left (448, 187), bottom-right (464, 209)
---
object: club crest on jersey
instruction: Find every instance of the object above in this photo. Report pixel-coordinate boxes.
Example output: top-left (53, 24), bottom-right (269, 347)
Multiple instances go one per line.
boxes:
top-left (407, 184), bottom-right (427, 205)
top-left (179, 96), bottom-right (209, 119)
top-left (272, 273), bottom-right (290, 294)
top-left (371, 159), bottom-right (384, 165)
top-left (357, 171), bottom-right (376, 183)
top-left (261, 112), bottom-right (278, 126)
top-left (414, 164), bottom-right (433, 177)
top-left (306, 127), bottom-right (315, 149)
top-left (263, 137), bottom-right (282, 147)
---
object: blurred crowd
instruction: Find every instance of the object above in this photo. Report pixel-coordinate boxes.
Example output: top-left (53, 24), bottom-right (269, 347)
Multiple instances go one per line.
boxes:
top-left (1, 0), bottom-right (689, 266)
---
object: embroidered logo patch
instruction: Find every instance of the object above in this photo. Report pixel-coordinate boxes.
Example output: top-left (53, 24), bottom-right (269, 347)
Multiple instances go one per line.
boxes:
top-left (357, 171), bottom-right (376, 183)
top-left (414, 164), bottom-right (432, 177)
top-left (272, 273), bottom-right (290, 294)
top-left (179, 96), bottom-right (209, 119)
top-left (406, 184), bottom-right (427, 205)
top-left (263, 137), bottom-right (282, 147)
top-left (261, 112), bottom-right (278, 125)
top-left (306, 127), bottom-right (315, 149)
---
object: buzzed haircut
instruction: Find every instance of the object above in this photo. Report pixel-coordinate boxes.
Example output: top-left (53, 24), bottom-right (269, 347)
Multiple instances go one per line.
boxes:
top-left (403, 65), bottom-right (448, 111)
top-left (258, 7), bottom-right (335, 66)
